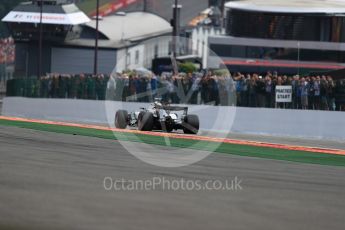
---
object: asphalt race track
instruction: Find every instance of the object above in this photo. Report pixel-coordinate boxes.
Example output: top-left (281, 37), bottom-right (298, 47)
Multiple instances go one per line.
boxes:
top-left (0, 126), bottom-right (345, 230)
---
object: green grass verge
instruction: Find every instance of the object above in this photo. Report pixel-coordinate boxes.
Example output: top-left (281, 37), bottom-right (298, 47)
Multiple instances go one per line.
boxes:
top-left (1, 119), bottom-right (345, 167)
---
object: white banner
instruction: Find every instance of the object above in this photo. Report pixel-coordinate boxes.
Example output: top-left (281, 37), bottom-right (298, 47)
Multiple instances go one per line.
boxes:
top-left (2, 11), bottom-right (90, 25)
top-left (276, 85), bottom-right (292, 103)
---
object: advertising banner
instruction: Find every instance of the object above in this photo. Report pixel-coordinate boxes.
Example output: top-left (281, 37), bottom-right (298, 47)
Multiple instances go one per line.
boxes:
top-left (276, 85), bottom-right (292, 103)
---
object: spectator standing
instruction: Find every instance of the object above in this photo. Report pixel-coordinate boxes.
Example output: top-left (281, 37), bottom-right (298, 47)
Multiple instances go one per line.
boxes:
top-left (275, 76), bottom-right (285, 108)
top-left (335, 80), bottom-right (345, 111)
top-left (327, 76), bottom-right (336, 111)
top-left (177, 74), bottom-right (189, 104)
top-left (291, 75), bottom-right (300, 109)
top-left (299, 77), bottom-right (309, 110)
top-left (218, 76), bottom-right (230, 106)
top-left (66, 76), bottom-right (77, 99)
top-left (151, 74), bottom-right (158, 100)
top-left (235, 75), bottom-right (243, 106)
top-left (122, 74), bottom-right (130, 101)
top-left (265, 76), bottom-right (274, 108)
top-left (159, 74), bottom-right (169, 102)
top-left (134, 75), bottom-right (142, 102)
top-left (140, 77), bottom-right (148, 102)
top-left (240, 75), bottom-right (250, 107)
top-left (285, 76), bottom-right (293, 109)
top-left (209, 75), bottom-right (220, 105)
top-left (190, 74), bottom-right (200, 104)
top-left (320, 76), bottom-right (329, 110)
top-left (166, 77), bottom-right (175, 103)
top-left (228, 74), bottom-right (237, 106)
top-left (40, 76), bottom-right (49, 98)
top-left (146, 76), bottom-right (153, 102)
top-left (248, 75), bottom-right (257, 107)
top-left (313, 76), bottom-right (321, 110)
top-left (59, 75), bottom-right (67, 98)
top-left (106, 74), bottom-right (116, 100)
top-left (172, 76), bottom-right (179, 104)
top-left (308, 77), bottom-right (315, 110)
top-left (86, 76), bottom-right (96, 100)
top-left (256, 76), bottom-right (266, 107)
top-left (128, 75), bottom-right (137, 101)
top-left (51, 75), bottom-right (59, 98)
top-left (201, 75), bottom-right (209, 104)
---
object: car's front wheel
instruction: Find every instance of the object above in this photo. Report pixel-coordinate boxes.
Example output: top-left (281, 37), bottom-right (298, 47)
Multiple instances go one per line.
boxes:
top-left (183, 114), bottom-right (199, 134)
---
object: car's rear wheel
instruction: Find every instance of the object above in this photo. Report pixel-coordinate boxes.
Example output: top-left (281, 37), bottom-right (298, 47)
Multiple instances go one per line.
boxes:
top-left (161, 122), bottom-right (174, 133)
top-left (115, 110), bottom-right (128, 129)
top-left (138, 112), bottom-right (154, 131)
top-left (183, 114), bottom-right (199, 134)
top-left (164, 124), bottom-right (174, 133)
top-left (162, 116), bottom-right (174, 133)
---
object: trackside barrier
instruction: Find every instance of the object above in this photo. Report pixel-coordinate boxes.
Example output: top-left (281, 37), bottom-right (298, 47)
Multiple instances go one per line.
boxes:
top-left (2, 97), bottom-right (345, 141)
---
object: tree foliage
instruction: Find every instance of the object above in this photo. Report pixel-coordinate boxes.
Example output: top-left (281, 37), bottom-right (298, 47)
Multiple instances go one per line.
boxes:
top-left (179, 62), bottom-right (197, 74)
top-left (213, 68), bottom-right (230, 77)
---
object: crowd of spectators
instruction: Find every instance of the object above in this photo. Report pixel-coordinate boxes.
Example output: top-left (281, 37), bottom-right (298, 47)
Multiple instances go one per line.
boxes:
top-left (7, 74), bottom-right (109, 100)
top-left (232, 72), bottom-right (345, 111)
top-left (0, 37), bottom-right (15, 64)
top-left (6, 70), bottom-right (345, 111)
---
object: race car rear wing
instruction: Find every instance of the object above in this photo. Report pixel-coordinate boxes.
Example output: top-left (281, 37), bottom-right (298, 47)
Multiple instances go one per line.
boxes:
top-left (163, 105), bottom-right (188, 111)
top-left (155, 104), bottom-right (188, 115)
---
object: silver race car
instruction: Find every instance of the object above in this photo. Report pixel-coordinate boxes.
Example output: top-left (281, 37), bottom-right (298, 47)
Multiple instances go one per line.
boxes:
top-left (115, 100), bottom-right (199, 134)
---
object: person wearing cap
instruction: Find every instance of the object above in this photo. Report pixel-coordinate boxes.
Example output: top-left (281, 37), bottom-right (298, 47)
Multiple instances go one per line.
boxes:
top-left (256, 75), bottom-right (266, 107)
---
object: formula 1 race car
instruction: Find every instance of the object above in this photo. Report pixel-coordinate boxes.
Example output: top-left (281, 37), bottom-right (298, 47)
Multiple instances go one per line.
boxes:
top-left (115, 100), bottom-right (199, 134)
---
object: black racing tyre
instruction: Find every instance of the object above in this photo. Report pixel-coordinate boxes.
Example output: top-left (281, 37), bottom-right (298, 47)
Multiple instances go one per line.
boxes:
top-left (162, 116), bottom-right (174, 133)
top-left (115, 110), bottom-right (128, 129)
top-left (183, 114), bottom-right (199, 134)
top-left (138, 112), bottom-right (154, 131)
top-left (162, 122), bottom-right (174, 133)
top-left (165, 124), bottom-right (174, 133)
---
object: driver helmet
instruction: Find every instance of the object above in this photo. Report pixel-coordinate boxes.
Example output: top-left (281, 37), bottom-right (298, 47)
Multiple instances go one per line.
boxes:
top-left (154, 101), bottom-right (163, 108)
